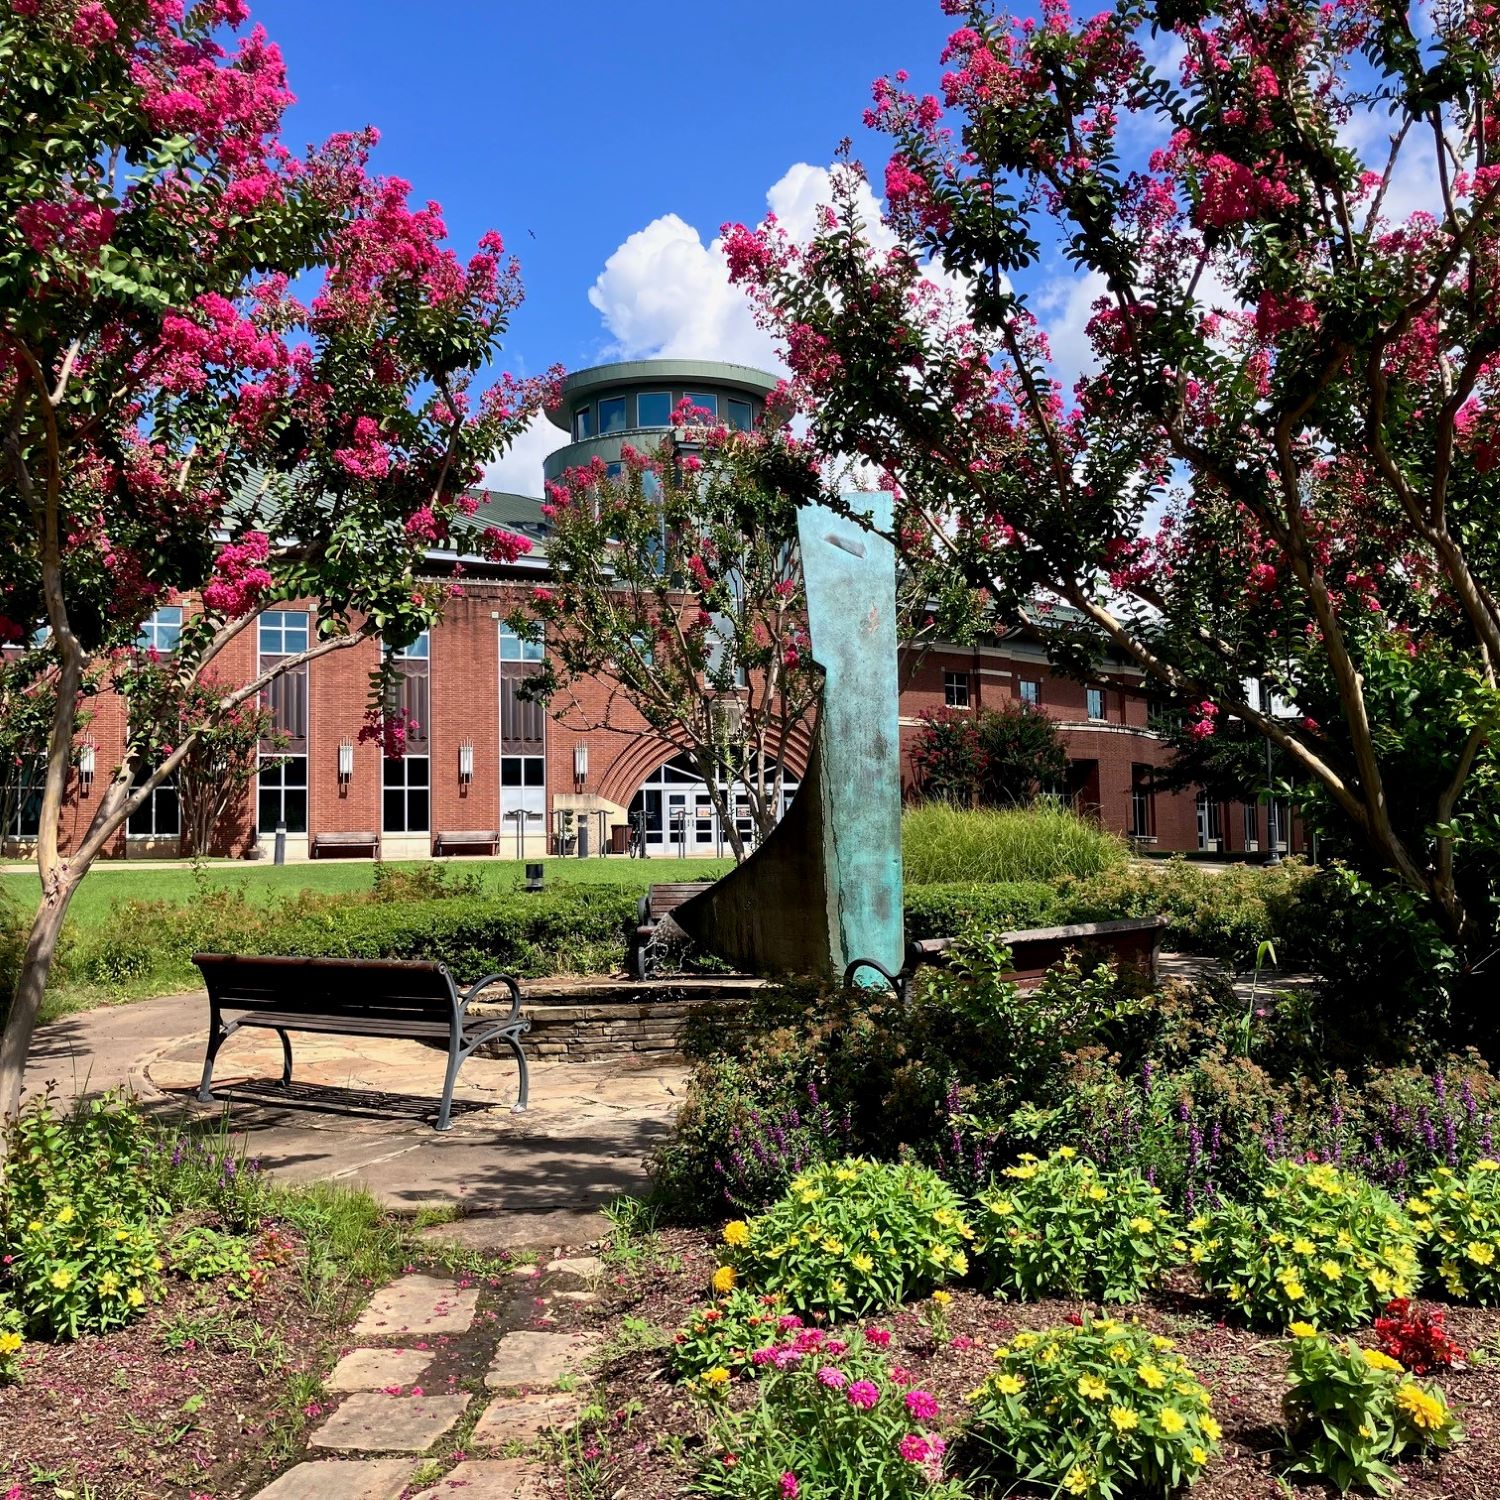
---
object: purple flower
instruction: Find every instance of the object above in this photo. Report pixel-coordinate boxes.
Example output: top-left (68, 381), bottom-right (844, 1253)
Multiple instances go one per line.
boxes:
top-left (846, 1380), bottom-right (880, 1410)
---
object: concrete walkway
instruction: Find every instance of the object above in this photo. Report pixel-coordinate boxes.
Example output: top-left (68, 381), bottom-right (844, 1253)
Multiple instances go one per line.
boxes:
top-left (22, 991), bottom-right (685, 1247)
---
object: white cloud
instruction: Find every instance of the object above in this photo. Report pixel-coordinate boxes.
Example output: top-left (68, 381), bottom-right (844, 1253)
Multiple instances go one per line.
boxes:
top-left (1033, 268), bottom-right (1111, 395)
top-left (483, 409), bottom-right (566, 496)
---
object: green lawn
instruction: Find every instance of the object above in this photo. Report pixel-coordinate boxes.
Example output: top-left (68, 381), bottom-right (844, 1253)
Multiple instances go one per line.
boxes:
top-left (0, 855), bottom-right (733, 936)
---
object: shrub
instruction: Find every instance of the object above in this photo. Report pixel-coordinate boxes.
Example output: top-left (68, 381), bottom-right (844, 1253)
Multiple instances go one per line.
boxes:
top-left (670, 1286), bottom-right (794, 1384)
top-left (0, 1295), bottom-right (23, 1383)
top-left (965, 1317), bottom-right (1220, 1499)
top-left (1407, 1160), bottom-right (1500, 1301)
top-left (369, 859), bottom-right (483, 903)
top-left (973, 1149), bottom-right (1181, 1303)
top-left (1281, 1326), bottom-right (1462, 1494)
top-left (1191, 1161), bottom-right (1421, 1330)
top-left (726, 1159), bottom-right (974, 1319)
top-left (697, 1334), bottom-right (963, 1500)
top-left (0, 1093), bottom-right (163, 1339)
top-left (902, 802), bottom-right (1127, 886)
top-left (1058, 856), bottom-right (1312, 968)
top-left (169, 1224), bottom-right (253, 1289)
top-left (901, 881), bottom-right (1060, 942)
top-left (1373, 1299), bottom-right (1465, 1374)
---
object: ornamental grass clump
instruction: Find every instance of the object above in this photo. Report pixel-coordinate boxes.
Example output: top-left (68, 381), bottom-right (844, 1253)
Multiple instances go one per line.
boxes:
top-left (965, 1317), bottom-right (1220, 1499)
top-left (974, 1148), bottom-right (1182, 1302)
top-left (1190, 1161), bottom-right (1420, 1330)
top-left (697, 1333), bottom-right (964, 1500)
top-left (1281, 1325), bottom-right (1462, 1494)
top-left (1404, 1160), bottom-right (1500, 1301)
top-left (722, 1159), bottom-right (974, 1319)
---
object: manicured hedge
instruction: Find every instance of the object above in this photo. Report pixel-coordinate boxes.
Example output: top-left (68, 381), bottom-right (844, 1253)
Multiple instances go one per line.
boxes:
top-left (902, 881), bottom-right (1061, 943)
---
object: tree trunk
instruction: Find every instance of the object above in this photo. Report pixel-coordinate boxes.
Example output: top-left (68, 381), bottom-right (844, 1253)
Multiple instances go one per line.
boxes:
top-left (0, 879), bottom-right (77, 1127)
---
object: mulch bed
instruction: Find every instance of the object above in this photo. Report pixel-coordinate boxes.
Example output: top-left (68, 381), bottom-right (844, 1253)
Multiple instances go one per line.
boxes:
top-left (573, 1228), bottom-right (1500, 1499)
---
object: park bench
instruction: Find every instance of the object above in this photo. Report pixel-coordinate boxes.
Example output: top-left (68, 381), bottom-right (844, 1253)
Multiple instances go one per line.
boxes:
top-left (433, 828), bottom-right (501, 857)
top-left (311, 830), bottom-right (380, 859)
top-left (848, 915), bottom-right (1171, 1001)
top-left (192, 953), bottom-right (530, 1131)
top-left (628, 881), bottom-right (714, 979)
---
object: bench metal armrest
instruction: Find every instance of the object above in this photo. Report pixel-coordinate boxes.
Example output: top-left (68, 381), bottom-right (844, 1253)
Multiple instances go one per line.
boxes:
top-left (459, 972), bottom-right (523, 1023)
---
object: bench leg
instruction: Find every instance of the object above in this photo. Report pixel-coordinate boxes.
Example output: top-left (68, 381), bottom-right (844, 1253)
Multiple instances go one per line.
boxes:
top-left (507, 1032), bottom-right (530, 1115)
top-left (435, 1039), bottom-right (464, 1133)
top-left (197, 1019), bottom-right (235, 1104)
top-left (276, 1028), bottom-right (294, 1089)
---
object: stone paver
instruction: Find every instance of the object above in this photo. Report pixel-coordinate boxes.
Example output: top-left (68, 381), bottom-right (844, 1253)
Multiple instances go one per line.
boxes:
top-left (326, 1347), bottom-right (435, 1392)
top-left (486, 1330), bottom-right (601, 1391)
top-left (309, 1392), bottom-right (471, 1453)
top-left (469, 1391), bottom-right (584, 1448)
top-left (544, 1255), bottom-right (602, 1279)
top-left (410, 1460), bottom-right (545, 1500)
top-left (552, 1290), bottom-right (598, 1303)
top-left (351, 1275), bottom-right (478, 1339)
top-left (251, 1460), bottom-right (416, 1500)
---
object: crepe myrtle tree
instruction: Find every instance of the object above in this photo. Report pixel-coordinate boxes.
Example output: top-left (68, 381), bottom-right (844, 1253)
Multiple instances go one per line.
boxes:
top-left (0, 0), bottom-right (553, 1121)
top-left (506, 405), bottom-right (824, 861)
top-left (724, 0), bottom-right (1500, 986)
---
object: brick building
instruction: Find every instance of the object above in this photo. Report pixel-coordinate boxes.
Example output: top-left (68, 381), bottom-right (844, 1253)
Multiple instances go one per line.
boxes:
top-left (5, 357), bottom-right (1296, 863)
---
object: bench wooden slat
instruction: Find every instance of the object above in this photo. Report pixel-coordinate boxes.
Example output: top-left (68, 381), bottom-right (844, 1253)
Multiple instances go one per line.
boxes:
top-left (629, 882), bottom-right (715, 977)
top-left (434, 829), bottom-right (501, 855)
top-left (312, 832), bottom-right (380, 858)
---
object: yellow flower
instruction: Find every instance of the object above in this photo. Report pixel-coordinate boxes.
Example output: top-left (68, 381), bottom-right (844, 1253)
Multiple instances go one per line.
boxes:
top-left (1407, 1198), bottom-right (1433, 1216)
top-left (1150, 1335), bottom-right (1176, 1351)
top-left (995, 1373), bottom-right (1025, 1395)
top-left (1190, 1445), bottom-right (1208, 1465)
top-left (987, 1197), bottom-right (1014, 1216)
top-left (1282, 1279), bottom-right (1306, 1301)
top-left (1004, 1163), bottom-right (1039, 1180)
top-left (931, 1289), bottom-right (952, 1306)
top-left (54, 1205), bottom-right (75, 1226)
top-left (99, 1271), bottom-right (121, 1297)
top-left (1077, 1375), bottom-right (1108, 1400)
top-left (951, 1252), bottom-right (969, 1276)
top-left (1110, 1405), bottom-right (1140, 1432)
top-left (1158, 1408), bottom-right (1187, 1435)
top-left (833, 1166), bottom-right (858, 1183)
top-left (1128, 1217), bottom-right (1155, 1234)
top-left (26, 1220), bottom-right (41, 1234)
top-left (1137, 1363), bottom-right (1167, 1390)
top-left (1057, 1146), bottom-right (1077, 1159)
top-left (1395, 1384), bottom-right (1447, 1432)
top-left (929, 1243), bottom-right (950, 1265)
top-left (1477, 1159), bottom-right (1499, 1171)
top-left (722, 1220), bottom-right (750, 1247)
top-left (851, 1253), bottom-right (874, 1274)
top-left (1362, 1348), bottom-right (1404, 1372)
top-left (1291, 1237), bottom-right (1316, 1256)
top-left (1085, 1185), bottom-right (1108, 1202)
top-left (1288, 1322), bottom-right (1319, 1339)
top-left (0, 1331), bottom-right (22, 1356)
top-left (1465, 1241), bottom-right (1495, 1266)
top-left (1200, 1415), bottom-right (1222, 1442)
top-left (127, 1286), bottom-right (145, 1307)
top-left (822, 1238), bottom-right (845, 1255)
top-left (701, 1367), bottom-right (731, 1387)
top-left (1319, 1259), bottom-right (1343, 1282)
top-left (49, 1267), bottom-right (73, 1291)
top-left (711, 1266), bottom-right (736, 1295)
top-left (1107, 1343), bottom-right (1133, 1365)
top-left (1062, 1467), bottom-right (1091, 1496)
top-left (1011, 1332), bottom-right (1039, 1350)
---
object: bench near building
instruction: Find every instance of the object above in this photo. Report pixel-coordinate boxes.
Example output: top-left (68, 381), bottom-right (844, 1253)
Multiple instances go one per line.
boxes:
top-left (6, 356), bottom-right (1303, 868)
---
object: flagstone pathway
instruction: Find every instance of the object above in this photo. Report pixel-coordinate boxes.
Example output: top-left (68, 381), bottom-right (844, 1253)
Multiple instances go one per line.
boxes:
top-left (252, 1255), bottom-right (607, 1500)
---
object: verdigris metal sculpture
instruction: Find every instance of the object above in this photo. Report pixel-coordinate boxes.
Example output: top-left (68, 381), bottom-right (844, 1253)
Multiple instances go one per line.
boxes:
top-left (672, 492), bottom-right (903, 982)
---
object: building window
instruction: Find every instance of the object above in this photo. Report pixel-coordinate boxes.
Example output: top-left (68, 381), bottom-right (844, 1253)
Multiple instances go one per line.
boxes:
top-left (605, 461), bottom-right (624, 480)
top-left (636, 391), bottom-right (671, 427)
top-left (1087, 686), bottom-right (1105, 721)
top-left (1130, 764), bottom-right (1155, 838)
top-left (943, 671), bottom-right (971, 708)
top-left (1018, 679), bottom-right (1040, 706)
top-left (1268, 798), bottom-right (1287, 851)
top-left (500, 755), bottom-right (545, 850)
top-left (499, 622), bottom-right (544, 663)
top-left (127, 770), bottom-right (179, 838)
top-left (727, 397), bottom-right (753, 432)
top-left (257, 754), bottom-right (307, 834)
top-left (258, 610), bottom-right (309, 744)
top-left (598, 396), bottom-right (627, 435)
top-left (573, 405), bottom-right (593, 440)
top-left (1196, 791), bottom-right (1222, 850)
top-left (258, 610), bottom-right (309, 657)
top-left (137, 606), bottom-right (183, 653)
top-left (383, 754), bottom-right (430, 834)
top-left (394, 630), bottom-right (429, 660)
top-left (4, 759), bottom-right (43, 838)
top-left (685, 391), bottom-right (719, 419)
top-left (386, 630), bottom-right (430, 748)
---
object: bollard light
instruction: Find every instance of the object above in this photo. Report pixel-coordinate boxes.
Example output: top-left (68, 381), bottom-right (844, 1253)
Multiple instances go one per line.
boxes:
top-left (525, 861), bottom-right (544, 892)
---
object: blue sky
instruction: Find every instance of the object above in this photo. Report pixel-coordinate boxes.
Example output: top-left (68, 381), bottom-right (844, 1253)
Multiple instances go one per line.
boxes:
top-left (250, 1), bottom-right (947, 487)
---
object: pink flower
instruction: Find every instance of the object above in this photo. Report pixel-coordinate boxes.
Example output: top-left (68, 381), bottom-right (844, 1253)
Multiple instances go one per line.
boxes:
top-left (905, 1389), bottom-right (940, 1422)
top-left (779, 1475), bottom-right (800, 1499)
top-left (898, 1434), bottom-right (932, 1463)
top-left (846, 1380), bottom-right (880, 1410)
top-left (816, 1366), bottom-right (848, 1389)
top-left (865, 1328), bottom-right (892, 1347)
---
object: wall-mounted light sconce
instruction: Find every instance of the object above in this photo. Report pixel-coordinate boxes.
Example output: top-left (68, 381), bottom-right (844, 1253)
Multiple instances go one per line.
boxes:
top-left (337, 742), bottom-right (354, 784)
top-left (458, 742), bottom-right (475, 783)
top-left (79, 743), bottom-right (95, 795)
top-left (573, 743), bottom-right (589, 783)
